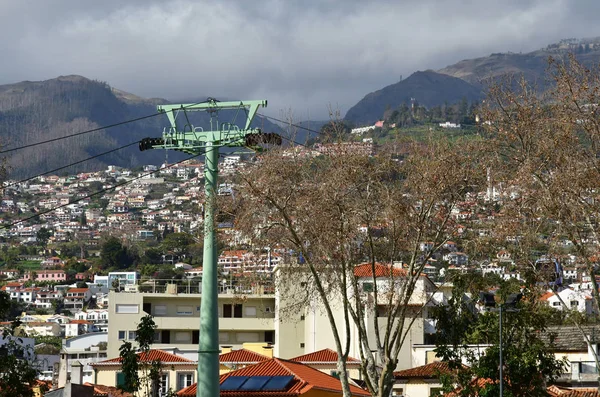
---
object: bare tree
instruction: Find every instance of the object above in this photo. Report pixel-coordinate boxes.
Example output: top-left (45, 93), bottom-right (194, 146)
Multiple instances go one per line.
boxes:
top-left (481, 54), bottom-right (600, 390)
top-left (234, 131), bottom-right (485, 397)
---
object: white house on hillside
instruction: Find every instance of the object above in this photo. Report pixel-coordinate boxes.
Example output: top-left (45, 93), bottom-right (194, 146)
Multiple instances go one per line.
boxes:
top-left (541, 288), bottom-right (593, 315)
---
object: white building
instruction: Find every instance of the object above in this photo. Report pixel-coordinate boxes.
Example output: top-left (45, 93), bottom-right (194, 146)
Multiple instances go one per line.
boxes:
top-left (541, 289), bottom-right (594, 315)
top-left (57, 332), bottom-right (108, 387)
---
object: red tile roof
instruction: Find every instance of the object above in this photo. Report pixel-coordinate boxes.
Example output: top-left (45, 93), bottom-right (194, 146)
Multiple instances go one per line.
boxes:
top-left (83, 382), bottom-right (134, 397)
top-left (540, 291), bottom-right (555, 301)
top-left (68, 288), bottom-right (90, 293)
top-left (353, 263), bottom-right (407, 278)
top-left (220, 349), bottom-right (270, 364)
top-left (178, 358), bottom-right (370, 397)
top-left (394, 362), bottom-right (461, 379)
top-left (444, 378), bottom-right (494, 397)
top-left (547, 386), bottom-right (600, 397)
top-left (93, 349), bottom-right (195, 366)
top-left (70, 319), bottom-right (92, 324)
top-left (290, 349), bottom-right (360, 364)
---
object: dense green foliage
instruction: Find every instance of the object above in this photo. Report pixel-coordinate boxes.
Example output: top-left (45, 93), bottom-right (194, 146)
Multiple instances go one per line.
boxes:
top-left (432, 275), bottom-right (567, 397)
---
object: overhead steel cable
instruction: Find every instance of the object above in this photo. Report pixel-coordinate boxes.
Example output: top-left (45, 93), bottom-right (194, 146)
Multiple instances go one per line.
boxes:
top-left (3, 140), bottom-right (140, 189)
top-left (257, 113), bottom-right (327, 137)
top-left (0, 99), bottom-right (216, 155)
top-left (2, 152), bottom-right (202, 229)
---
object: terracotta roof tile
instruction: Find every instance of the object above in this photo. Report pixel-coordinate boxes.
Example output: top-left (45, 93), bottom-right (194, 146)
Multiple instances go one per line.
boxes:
top-left (70, 319), bottom-right (92, 324)
top-left (220, 349), bottom-right (270, 364)
top-left (353, 263), bottom-right (407, 278)
top-left (540, 291), bottom-right (555, 301)
top-left (177, 358), bottom-right (369, 397)
top-left (290, 349), bottom-right (359, 364)
top-left (547, 386), bottom-right (600, 397)
top-left (83, 382), bottom-right (134, 397)
top-left (394, 362), bottom-right (460, 379)
top-left (93, 349), bottom-right (195, 366)
top-left (68, 288), bottom-right (90, 293)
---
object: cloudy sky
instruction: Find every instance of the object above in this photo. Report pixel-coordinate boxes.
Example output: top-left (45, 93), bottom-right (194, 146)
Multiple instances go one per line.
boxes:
top-left (2, 0), bottom-right (600, 119)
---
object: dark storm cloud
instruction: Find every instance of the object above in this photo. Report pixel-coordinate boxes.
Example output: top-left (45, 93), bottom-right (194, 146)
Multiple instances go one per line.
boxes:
top-left (1, 0), bottom-right (599, 119)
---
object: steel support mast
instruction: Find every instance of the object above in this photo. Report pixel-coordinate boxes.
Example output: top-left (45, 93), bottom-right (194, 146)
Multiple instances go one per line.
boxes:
top-left (140, 99), bottom-right (274, 397)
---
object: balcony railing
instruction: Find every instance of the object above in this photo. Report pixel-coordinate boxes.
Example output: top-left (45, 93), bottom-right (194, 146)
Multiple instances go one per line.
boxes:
top-left (118, 278), bottom-right (274, 296)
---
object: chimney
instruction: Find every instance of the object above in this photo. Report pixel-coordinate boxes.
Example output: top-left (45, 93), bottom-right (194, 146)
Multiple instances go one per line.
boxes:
top-left (71, 360), bottom-right (83, 385)
top-left (221, 345), bottom-right (232, 354)
top-left (262, 344), bottom-right (274, 358)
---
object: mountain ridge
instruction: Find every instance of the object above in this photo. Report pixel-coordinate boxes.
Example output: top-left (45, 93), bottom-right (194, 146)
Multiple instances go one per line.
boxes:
top-left (344, 70), bottom-right (482, 125)
top-left (0, 75), bottom-right (281, 178)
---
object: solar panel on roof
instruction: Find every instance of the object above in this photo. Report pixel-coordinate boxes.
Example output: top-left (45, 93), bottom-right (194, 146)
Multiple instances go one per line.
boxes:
top-left (221, 376), bottom-right (249, 391)
top-left (239, 376), bottom-right (271, 391)
top-left (261, 375), bottom-right (295, 391)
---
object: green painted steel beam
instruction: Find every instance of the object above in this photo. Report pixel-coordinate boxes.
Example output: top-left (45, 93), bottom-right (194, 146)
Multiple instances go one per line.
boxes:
top-left (157, 99), bottom-right (267, 131)
top-left (141, 99), bottom-right (268, 397)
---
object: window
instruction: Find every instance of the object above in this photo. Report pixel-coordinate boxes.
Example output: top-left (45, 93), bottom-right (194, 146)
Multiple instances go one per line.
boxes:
top-left (116, 372), bottom-right (126, 388)
top-left (245, 306), bottom-right (257, 317)
top-left (392, 388), bottom-right (404, 396)
top-left (300, 343), bottom-right (305, 348)
top-left (223, 304), bottom-right (232, 318)
top-left (175, 332), bottom-right (191, 342)
top-left (178, 372), bottom-right (194, 390)
top-left (570, 300), bottom-right (579, 307)
top-left (236, 332), bottom-right (259, 342)
top-left (429, 387), bottom-right (443, 396)
top-left (363, 282), bottom-right (374, 292)
top-left (265, 330), bottom-right (275, 344)
top-left (154, 305), bottom-right (167, 316)
top-left (223, 304), bottom-right (243, 318)
top-left (234, 304), bottom-right (242, 318)
top-left (128, 331), bottom-right (137, 340)
top-left (553, 302), bottom-right (561, 307)
top-left (219, 332), bottom-right (230, 342)
top-left (116, 304), bottom-right (139, 314)
top-left (158, 373), bottom-right (169, 397)
top-left (118, 331), bottom-right (126, 340)
top-left (176, 306), bottom-right (193, 316)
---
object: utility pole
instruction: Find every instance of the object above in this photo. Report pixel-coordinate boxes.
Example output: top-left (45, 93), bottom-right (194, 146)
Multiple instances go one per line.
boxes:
top-left (140, 99), bottom-right (280, 397)
top-left (479, 292), bottom-right (521, 397)
top-left (499, 304), bottom-right (503, 397)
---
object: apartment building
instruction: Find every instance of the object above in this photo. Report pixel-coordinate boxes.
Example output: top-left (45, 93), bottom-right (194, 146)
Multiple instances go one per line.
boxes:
top-left (106, 282), bottom-right (276, 359)
top-left (57, 332), bottom-right (108, 387)
top-left (275, 262), bottom-right (437, 370)
top-left (107, 262), bottom-right (437, 372)
top-left (218, 250), bottom-right (281, 275)
top-left (21, 269), bottom-right (66, 282)
top-left (64, 288), bottom-right (92, 311)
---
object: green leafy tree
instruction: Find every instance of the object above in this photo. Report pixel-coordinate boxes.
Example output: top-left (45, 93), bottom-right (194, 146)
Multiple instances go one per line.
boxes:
top-left (0, 291), bottom-right (46, 397)
top-left (159, 232), bottom-right (195, 259)
top-left (100, 236), bottom-right (133, 269)
top-left (432, 276), bottom-right (567, 396)
top-left (119, 315), bottom-right (172, 396)
top-left (35, 227), bottom-right (52, 248)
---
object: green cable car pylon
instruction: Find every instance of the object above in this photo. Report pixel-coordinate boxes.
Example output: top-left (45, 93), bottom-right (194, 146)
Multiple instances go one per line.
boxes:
top-left (140, 99), bottom-right (280, 397)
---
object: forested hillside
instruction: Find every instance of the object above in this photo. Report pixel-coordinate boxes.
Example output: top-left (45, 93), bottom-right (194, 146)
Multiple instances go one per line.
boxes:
top-left (0, 75), bottom-right (281, 179)
top-left (344, 70), bottom-right (482, 125)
